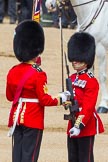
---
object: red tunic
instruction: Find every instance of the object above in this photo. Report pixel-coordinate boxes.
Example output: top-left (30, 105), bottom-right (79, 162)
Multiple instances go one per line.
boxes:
top-left (6, 63), bottom-right (58, 130)
top-left (67, 70), bottom-right (104, 137)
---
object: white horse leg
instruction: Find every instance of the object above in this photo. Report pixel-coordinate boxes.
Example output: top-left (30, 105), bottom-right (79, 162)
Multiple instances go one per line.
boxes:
top-left (96, 43), bottom-right (108, 113)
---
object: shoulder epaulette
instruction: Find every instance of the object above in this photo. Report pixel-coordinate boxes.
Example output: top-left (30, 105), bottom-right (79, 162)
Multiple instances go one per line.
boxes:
top-left (87, 71), bottom-right (94, 78)
top-left (32, 64), bottom-right (42, 72)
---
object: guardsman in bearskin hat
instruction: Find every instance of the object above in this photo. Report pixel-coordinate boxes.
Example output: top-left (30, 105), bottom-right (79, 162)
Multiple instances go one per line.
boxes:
top-left (6, 20), bottom-right (70, 162)
top-left (67, 32), bottom-right (104, 162)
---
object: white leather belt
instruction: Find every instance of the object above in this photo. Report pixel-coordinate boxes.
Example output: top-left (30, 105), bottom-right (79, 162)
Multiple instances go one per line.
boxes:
top-left (20, 98), bottom-right (39, 103)
top-left (7, 98), bottom-right (39, 137)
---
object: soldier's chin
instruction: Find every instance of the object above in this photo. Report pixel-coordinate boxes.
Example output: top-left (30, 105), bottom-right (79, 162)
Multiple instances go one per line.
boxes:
top-left (73, 63), bottom-right (85, 69)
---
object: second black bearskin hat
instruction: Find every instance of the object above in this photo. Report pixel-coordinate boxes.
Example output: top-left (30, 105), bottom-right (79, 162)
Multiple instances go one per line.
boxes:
top-left (68, 32), bottom-right (96, 69)
top-left (13, 20), bottom-right (45, 62)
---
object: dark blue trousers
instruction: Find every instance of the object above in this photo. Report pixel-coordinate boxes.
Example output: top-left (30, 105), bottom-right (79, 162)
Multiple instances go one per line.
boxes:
top-left (0, 0), bottom-right (17, 21)
top-left (13, 125), bottom-right (43, 162)
top-left (67, 135), bottom-right (95, 162)
top-left (18, 0), bottom-right (33, 23)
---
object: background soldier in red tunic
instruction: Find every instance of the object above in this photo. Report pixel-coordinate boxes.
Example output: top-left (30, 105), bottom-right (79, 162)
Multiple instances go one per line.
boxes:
top-left (6, 20), bottom-right (70, 162)
top-left (67, 32), bottom-right (104, 162)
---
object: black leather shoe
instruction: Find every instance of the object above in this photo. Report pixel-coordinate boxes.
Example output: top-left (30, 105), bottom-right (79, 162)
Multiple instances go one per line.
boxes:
top-left (0, 19), bottom-right (3, 23)
top-left (69, 23), bottom-right (77, 29)
top-left (10, 18), bottom-right (16, 24)
top-left (97, 107), bottom-right (108, 113)
top-left (62, 24), bottom-right (68, 28)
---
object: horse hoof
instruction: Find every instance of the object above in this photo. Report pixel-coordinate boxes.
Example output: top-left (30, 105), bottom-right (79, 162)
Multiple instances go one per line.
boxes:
top-left (97, 107), bottom-right (108, 113)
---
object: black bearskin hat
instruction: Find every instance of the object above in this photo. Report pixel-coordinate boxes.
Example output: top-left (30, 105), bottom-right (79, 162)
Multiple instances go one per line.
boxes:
top-left (13, 20), bottom-right (45, 62)
top-left (68, 32), bottom-right (96, 69)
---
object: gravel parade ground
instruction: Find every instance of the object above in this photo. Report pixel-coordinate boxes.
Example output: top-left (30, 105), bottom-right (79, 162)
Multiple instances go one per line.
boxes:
top-left (0, 18), bottom-right (108, 162)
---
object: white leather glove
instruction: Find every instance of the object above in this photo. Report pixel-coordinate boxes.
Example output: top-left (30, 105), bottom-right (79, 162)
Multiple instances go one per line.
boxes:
top-left (69, 126), bottom-right (80, 137)
top-left (59, 91), bottom-right (71, 103)
top-left (45, 0), bottom-right (56, 12)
